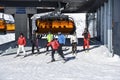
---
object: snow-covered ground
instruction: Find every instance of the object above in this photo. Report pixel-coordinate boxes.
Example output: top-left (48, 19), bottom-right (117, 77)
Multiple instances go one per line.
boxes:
top-left (0, 40), bottom-right (120, 80)
top-left (0, 33), bottom-right (15, 45)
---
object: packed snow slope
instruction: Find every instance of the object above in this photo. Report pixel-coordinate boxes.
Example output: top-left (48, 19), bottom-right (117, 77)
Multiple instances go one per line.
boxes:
top-left (0, 40), bottom-right (120, 80)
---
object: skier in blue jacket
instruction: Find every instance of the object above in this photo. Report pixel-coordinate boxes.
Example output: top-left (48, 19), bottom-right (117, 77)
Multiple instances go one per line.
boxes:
top-left (57, 32), bottom-right (66, 57)
top-left (58, 32), bottom-right (66, 45)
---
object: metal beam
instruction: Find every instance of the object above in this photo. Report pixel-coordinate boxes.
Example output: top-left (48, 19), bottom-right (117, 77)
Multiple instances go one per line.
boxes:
top-left (0, 0), bottom-right (107, 13)
top-left (0, 1), bottom-right (66, 7)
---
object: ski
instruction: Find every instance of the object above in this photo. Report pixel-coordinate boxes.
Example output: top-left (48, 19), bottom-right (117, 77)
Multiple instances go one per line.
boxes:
top-left (14, 55), bottom-right (20, 58)
top-left (20, 55), bottom-right (27, 59)
top-left (47, 60), bottom-right (57, 64)
top-left (47, 59), bottom-right (62, 64)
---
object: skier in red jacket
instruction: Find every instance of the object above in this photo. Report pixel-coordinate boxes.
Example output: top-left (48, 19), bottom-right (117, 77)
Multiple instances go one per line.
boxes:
top-left (82, 28), bottom-right (90, 52)
top-left (47, 38), bottom-right (66, 62)
top-left (16, 33), bottom-right (27, 57)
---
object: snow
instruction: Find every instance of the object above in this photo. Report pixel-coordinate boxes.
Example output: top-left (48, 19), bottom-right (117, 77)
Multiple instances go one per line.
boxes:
top-left (0, 13), bottom-right (15, 22)
top-left (64, 13), bottom-right (86, 38)
top-left (0, 33), bottom-right (15, 45)
top-left (0, 39), bottom-right (120, 80)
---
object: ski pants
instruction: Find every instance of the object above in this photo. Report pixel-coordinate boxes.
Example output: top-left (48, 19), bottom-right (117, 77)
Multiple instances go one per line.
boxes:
top-left (51, 49), bottom-right (65, 60)
top-left (72, 42), bottom-right (77, 53)
top-left (17, 45), bottom-right (26, 55)
top-left (46, 42), bottom-right (51, 51)
top-left (32, 43), bottom-right (39, 53)
top-left (83, 39), bottom-right (90, 49)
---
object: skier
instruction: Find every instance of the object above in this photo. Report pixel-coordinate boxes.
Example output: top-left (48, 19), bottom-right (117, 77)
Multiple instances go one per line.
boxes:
top-left (16, 33), bottom-right (27, 57)
top-left (82, 28), bottom-right (90, 52)
top-left (70, 32), bottom-right (78, 55)
top-left (31, 30), bottom-right (40, 54)
top-left (57, 32), bottom-right (66, 56)
top-left (46, 32), bottom-right (53, 54)
top-left (47, 38), bottom-right (66, 62)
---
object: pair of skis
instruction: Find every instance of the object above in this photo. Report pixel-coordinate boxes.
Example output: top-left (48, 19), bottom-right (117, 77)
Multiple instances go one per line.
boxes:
top-left (14, 54), bottom-right (27, 58)
top-left (47, 59), bottom-right (67, 64)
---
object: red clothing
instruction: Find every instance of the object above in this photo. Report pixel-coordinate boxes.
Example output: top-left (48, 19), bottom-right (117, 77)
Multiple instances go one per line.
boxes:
top-left (83, 33), bottom-right (90, 40)
top-left (83, 33), bottom-right (90, 49)
top-left (83, 39), bottom-right (90, 49)
top-left (17, 36), bottom-right (26, 46)
top-left (47, 40), bottom-right (59, 50)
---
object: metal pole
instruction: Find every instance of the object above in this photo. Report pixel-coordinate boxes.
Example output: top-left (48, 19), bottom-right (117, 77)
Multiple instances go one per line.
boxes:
top-left (107, 0), bottom-right (113, 56)
top-left (104, 2), bottom-right (107, 46)
top-left (100, 6), bottom-right (104, 43)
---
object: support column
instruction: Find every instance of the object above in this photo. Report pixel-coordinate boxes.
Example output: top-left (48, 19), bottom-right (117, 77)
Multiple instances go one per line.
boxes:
top-left (15, 14), bottom-right (28, 40)
top-left (96, 8), bottom-right (101, 41)
top-left (92, 13), bottom-right (96, 38)
top-left (100, 6), bottom-right (104, 43)
top-left (104, 3), bottom-right (107, 46)
top-left (106, 2), bottom-right (108, 47)
top-left (107, 0), bottom-right (113, 55)
top-left (112, 0), bottom-right (120, 56)
top-left (28, 14), bottom-right (33, 39)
